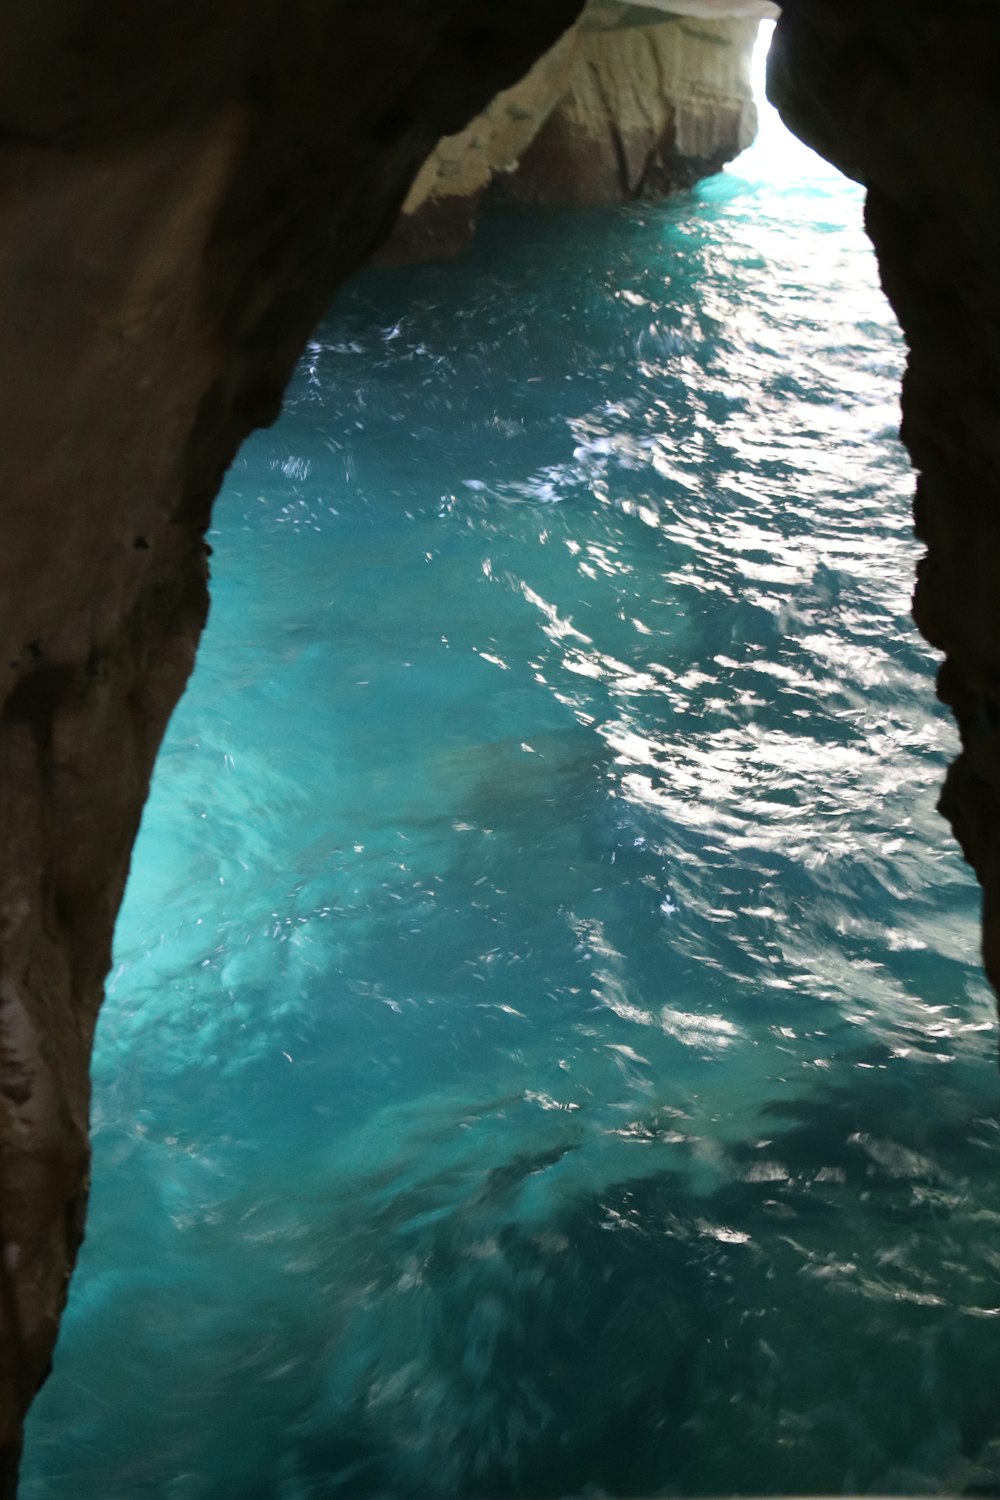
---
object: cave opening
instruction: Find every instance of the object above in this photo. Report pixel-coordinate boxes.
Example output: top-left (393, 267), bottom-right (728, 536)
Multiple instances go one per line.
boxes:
top-left (16, 14), bottom-right (999, 1500)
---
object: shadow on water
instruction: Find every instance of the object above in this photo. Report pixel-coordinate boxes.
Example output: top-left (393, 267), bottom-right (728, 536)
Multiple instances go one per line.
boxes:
top-left (244, 1077), bottom-right (1000, 1500)
top-left (44, 1074), bottom-right (999, 1500)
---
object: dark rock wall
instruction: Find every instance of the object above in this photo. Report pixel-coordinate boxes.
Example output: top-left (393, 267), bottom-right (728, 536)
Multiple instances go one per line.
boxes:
top-left (769, 1), bottom-right (1000, 992)
top-left (0, 2), bottom-right (581, 1483)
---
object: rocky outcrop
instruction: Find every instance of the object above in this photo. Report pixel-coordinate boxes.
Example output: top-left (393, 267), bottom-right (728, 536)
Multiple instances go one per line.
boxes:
top-left (376, 26), bottom-right (581, 264)
top-left (382, 3), bottom-right (762, 263)
top-left (768, 3), bottom-right (1000, 999)
top-left (0, 1), bottom-right (582, 1485)
top-left (505, 7), bottom-right (760, 208)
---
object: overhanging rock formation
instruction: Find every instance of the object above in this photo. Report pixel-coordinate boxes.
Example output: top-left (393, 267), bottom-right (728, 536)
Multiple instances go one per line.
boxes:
top-left (1, 0), bottom-right (999, 1490)
top-left (381, 0), bottom-right (775, 264)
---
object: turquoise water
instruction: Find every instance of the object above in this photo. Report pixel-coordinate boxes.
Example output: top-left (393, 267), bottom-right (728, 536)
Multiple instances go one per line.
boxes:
top-left (24, 42), bottom-right (1000, 1500)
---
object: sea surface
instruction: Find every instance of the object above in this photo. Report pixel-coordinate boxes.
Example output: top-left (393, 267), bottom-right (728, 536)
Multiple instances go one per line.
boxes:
top-left (24, 29), bottom-right (1000, 1500)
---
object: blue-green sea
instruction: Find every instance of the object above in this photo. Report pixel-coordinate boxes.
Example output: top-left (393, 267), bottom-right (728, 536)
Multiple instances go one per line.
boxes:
top-left (25, 33), bottom-right (1000, 1500)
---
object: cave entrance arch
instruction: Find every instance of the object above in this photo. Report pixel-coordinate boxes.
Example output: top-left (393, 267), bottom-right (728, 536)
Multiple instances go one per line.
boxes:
top-left (1, 2), bottom-right (997, 1493)
top-left (20, 11), bottom-right (997, 1499)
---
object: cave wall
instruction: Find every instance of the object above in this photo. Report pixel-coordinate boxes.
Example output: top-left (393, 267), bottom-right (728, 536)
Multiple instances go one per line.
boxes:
top-left (0, 1), bottom-right (584, 1483)
top-left (768, 1), bottom-right (1000, 995)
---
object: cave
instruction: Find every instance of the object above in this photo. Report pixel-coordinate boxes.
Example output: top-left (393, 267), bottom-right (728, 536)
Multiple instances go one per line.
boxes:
top-left (1, 0), bottom-right (999, 1493)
